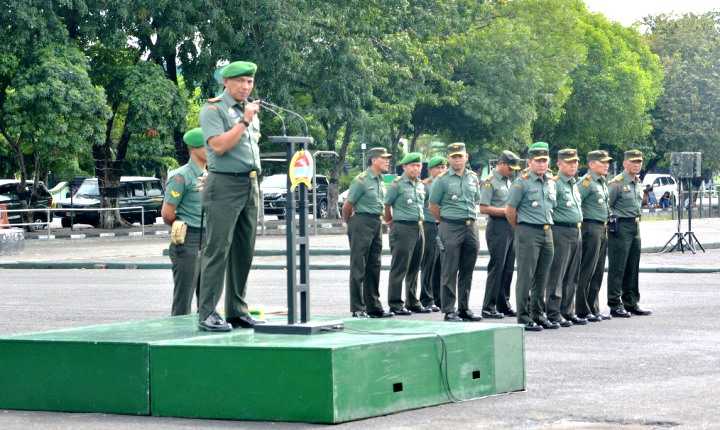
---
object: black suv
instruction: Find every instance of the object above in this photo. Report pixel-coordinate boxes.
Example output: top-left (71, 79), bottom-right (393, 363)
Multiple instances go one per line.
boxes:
top-left (261, 174), bottom-right (330, 219)
top-left (0, 179), bottom-right (54, 230)
top-left (55, 176), bottom-right (163, 227)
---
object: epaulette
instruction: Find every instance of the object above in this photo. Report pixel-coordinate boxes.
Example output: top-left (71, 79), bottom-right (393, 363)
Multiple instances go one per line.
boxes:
top-left (437, 171), bottom-right (447, 178)
top-left (552, 175), bottom-right (559, 181)
top-left (208, 97), bottom-right (222, 103)
top-left (482, 175), bottom-right (493, 182)
top-left (521, 172), bottom-right (529, 180)
top-left (609, 174), bottom-right (623, 183)
top-left (581, 175), bottom-right (591, 188)
top-left (392, 176), bottom-right (402, 183)
top-left (422, 177), bottom-right (432, 185)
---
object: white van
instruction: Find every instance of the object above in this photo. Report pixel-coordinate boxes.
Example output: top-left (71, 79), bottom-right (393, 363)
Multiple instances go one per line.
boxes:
top-left (642, 173), bottom-right (678, 203)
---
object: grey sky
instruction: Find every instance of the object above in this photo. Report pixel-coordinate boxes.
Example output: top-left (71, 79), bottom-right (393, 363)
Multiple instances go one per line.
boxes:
top-left (584, 0), bottom-right (718, 25)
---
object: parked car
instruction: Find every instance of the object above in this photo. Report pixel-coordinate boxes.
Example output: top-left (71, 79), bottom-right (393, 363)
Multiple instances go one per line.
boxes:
top-left (55, 176), bottom-right (163, 227)
top-left (261, 174), bottom-right (330, 219)
top-left (642, 173), bottom-right (678, 204)
top-left (0, 179), bottom-right (54, 230)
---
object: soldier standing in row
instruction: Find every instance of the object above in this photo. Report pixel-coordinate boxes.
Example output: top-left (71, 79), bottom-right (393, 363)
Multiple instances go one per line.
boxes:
top-left (162, 128), bottom-right (207, 316)
top-left (577, 150), bottom-right (613, 322)
top-left (506, 142), bottom-right (557, 331)
top-left (607, 150), bottom-right (653, 318)
top-left (342, 147), bottom-right (394, 318)
top-left (545, 149), bottom-right (584, 327)
top-left (419, 156), bottom-right (447, 313)
top-left (429, 143), bottom-right (483, 322)
top-left (384, 152), bottom-right (430, 315)
top-left (479, 150), bottom-right (521, 319)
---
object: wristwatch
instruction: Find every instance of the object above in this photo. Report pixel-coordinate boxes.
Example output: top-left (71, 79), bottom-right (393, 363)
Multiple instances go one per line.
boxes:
top-left (241, 119), bottom-right (251, 128)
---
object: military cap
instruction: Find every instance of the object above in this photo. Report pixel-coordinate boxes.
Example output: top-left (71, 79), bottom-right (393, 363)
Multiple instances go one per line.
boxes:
top-left (447, 142), bottom-right (467, 157)
top-left (427, 155), bottom-right (448, 169)
top-left (624, 149), bottom-right (643, 162)
top-left (367, 147), bottom-right (392, 159)
top-left (498, 150), bottom-right (521, 170)
top-left (183, 128), bottom-right (205, 148)
top-left (398, 152), bottom-right (422, 165)
top-left (557, 148), bottom-right (580, 162)
top-left (528, 141), bottom-right (550, 160)
top-left (587, 150), bottom-right (612, 163)
top-left (221, 61), bottom-right (257, 78)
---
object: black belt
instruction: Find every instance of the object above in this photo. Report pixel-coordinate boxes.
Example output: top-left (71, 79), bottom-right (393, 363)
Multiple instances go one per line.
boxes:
top-left (210, 170), bottom-right (257, 178)
top-left (618, 216), bottom-right (640, 223)
top-left (489, 216), bottom-right (508, 221)
top-left (441, 218), bottom-right (476, 225)
top-left (583, 219), bottom-right (607, 225)
top-left (424, 220), bottom-right (440, 225)
top-left (187, 226), bottom-right (205, 233)
top-left (554, 222), bottom-right (581, 228)
top-left (393, 220), bottom-right (422, 225)
top-left (518, 222), bottom-right (551, 231)
top-left (355, 212), bottom-right (382, 219)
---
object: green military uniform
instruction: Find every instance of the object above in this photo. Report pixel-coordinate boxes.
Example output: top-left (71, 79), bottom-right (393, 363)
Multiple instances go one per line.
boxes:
top-left (197, 61), bottom-right (261, 328)
top-left (607, 150), bottom-right (645, 314)
top-left (545, 149), bottom-right (583, 325)
top-left (386, 153), bottom-right (425, 313)
top-left (480, 151), bottom-right (520, 317)
top-left (507, 142), bottom-right (557, 329)
top-left (166, 128), bottom-right (206, 316)
top-left (420, 156), bottom-right (447, 310)
top-left (428, 143), bottom-right (482, 320)
top-left (347, 148), bottom-right (392, 316)
top-left (577, 150), bottom-right (612, 320)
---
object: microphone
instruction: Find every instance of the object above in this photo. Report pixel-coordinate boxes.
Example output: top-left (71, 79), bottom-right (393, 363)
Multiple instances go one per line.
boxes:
top-left (249, 96), bottom-right (309, 137)
top-left (248, 97), bottom-right (286, 135)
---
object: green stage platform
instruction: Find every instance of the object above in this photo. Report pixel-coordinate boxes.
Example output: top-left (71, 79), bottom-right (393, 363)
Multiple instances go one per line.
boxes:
top-left (0, 317), bottom-right (525, 423)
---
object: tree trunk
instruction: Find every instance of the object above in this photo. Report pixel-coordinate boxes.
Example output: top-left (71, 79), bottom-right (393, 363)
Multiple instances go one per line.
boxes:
top-left (410, 126), bottom-right (423, 153)
top-left (95, 117), bottom-right (127, 229)
top-left (326, 121), bottom-right (350, 219)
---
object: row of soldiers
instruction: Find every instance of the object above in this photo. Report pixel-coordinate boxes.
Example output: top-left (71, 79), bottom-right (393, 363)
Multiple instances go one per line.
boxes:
top-left (341, 141), bottom-right (652, 331)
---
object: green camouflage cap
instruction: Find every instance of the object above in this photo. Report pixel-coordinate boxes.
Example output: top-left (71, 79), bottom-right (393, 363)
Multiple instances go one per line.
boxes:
top-left (367, 147), bottom-right (392, 159)
top-left (528, 141), bottom-right (550, 160)
top-left (447, 142), bottom-right (466, 157)
top-left (183, 128), bottom-right (205, 148)
top-left (398, 152), bottom-right (422, 165)
top-left (427, 155), bottom-right (448, 169)
top-left (221, 61), bottom-right (257, 78)
top-left (624, 149), bottom-right (643, 162)
top-left (557, 148), bottom-right (580, 162)
top-left (587, 150), bottom-right (612, 163)
top-left (498, 150), bottom-right (521, 170)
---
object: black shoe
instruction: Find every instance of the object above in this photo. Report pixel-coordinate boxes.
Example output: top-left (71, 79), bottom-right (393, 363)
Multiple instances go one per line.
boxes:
top-left (566, 315), bottom-right (588, 325)
top-left (351, 311), bottom-right (369, 318)
top-left (368, 310), bottom-right (394, 318)
top-left (580, 313), bottom-right (601, 322)
top-left (392, 308), bottom-right (413, 316)
top-left (524, 321), bottom-right (543, 332)
top-left (599, 313), bottom-right (613, 320)
top-left (627, 307), bottom-right (652, 316)
top-left (610, 308), bottom-right (631, 318)
top-left (481, 310), bottom-right (505, 319)
top-left (536, 319), bottom-right (560, 329)
top-left (198, 312), bottom-right (232, 332)
top-left (444, 312), bottom-right (463, 322)
top-left (500, 308), bottom-right (517, 317)
top-left (459, 310), bottom-right (483, 322)
top-left (407, 306), bottom-right (432, 314)
top-left (550, 318), bottom-right (573, 328)
top-left (226, 315), bottom-right (261, 329)
top-left (429, 305), bottom-right (441, 312)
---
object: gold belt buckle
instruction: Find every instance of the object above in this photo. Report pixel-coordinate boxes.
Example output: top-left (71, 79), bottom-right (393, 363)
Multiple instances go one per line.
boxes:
top-left (465, 219), bottom-right (473, 226)
top-left (543, 224), bottom-right (550, 231)
top-left (577, 222), bottom-right (582, 229)
top-left (249, 171), bottom-right (257, 178)
top-left (635, 217), bottom-right (639, 223)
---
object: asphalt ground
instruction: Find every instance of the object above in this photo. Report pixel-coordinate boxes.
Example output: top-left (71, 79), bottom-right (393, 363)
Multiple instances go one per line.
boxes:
top-left (1, 251), bottom-right (720, 429)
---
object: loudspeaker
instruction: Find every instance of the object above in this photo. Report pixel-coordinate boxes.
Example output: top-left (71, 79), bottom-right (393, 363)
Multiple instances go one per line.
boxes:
top-left (670, 152), bottom-right (702, 178)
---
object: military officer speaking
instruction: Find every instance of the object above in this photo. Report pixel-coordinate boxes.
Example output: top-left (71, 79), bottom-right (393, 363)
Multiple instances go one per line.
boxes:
top-left (420, 156), bottom-right (447, 312)
top-left (506, 142), bottom-right (557, 331)
top-left (197, 60), bottom-right (263, 332)
top-left (161, 128), bottom-right (207, 316)
top-left (545, 149), bottom-right (584, 327)
top-left (342, 147), bottom-right (394, 318)
top-left (479, 150), bottom-right (521, 319)
top-left (607, 150), bottom-right (653, 318)
top-left (384, 152), bottom-right (431, 315)
top-left (428, 142), bottom-right (483, 322)
top-left (577, 150), bottom-right (613, 322)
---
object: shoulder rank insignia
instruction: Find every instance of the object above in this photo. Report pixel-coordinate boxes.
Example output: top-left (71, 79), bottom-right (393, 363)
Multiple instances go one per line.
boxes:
top-left (581, 176), bottom-right (591, 188)
top-left (208, 97), bottom-right (222, 103)
top-left (521, 172), bottom-right (529, 180)
top-left (610, 174), bottom-right (623, 183)
top-left (170, 190), bottom-right (181, 198)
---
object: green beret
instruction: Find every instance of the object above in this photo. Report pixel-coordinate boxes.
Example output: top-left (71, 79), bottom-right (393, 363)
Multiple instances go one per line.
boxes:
top-left (221, 61), bottom-right (257, 78)
top-left (528, 141), bottom-right (550, 160)
top-left (183, 128), bottom-right (205, 148)
top-left (624, 149), bottom-right (643, 162)
top-left (427, 155), bottom-right (448, 169)
top-left (399, 152), bottom-right (422, 165)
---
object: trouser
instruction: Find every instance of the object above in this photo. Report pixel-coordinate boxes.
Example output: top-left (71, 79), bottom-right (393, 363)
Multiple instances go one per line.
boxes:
top-left (482, 217), bottom-right (515, 313)
top-left (545, 224), bottom-right (581, 320)
top-left (197, 172), bottom-right (258, 321)
top-left (514, 223), bottom-right (554, 324)
top-left (439, 220), bottom-right (479, 314)
top-left (169, 227), bottom-right (204, 316)
top-left (607, 219), bottom-right (641, 310)
top-left (420, 222), bottom-right (441, 307)
top-left (347, 213), bottom-right (383, 313)
top-left (388, 221), bottom-right (424, 311)
top-left (576, 221), bottom-right (607, 316)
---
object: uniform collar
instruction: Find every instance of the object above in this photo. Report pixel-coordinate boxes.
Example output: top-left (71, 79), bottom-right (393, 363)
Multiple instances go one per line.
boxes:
top-left (222, 90), bottom-right (242, 108)
top-left (188, 159), bottom-right (205, 177)
top-left (401, 173), bottom-right (419, 184)
top-left (528, 170), bottom-right (545, 181)
top-left (365, 168), bottom-right (382, 180)
top-left (449, 167), bottom-right (468, 177)
top-left (559, 172), bottom-right (575, 183)
top-left (492, 170), bottom-right (507, 181)
top-left (622, 170), bottom-right (638, 184)
top-left (590, 170), bottom-right (605, 182)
